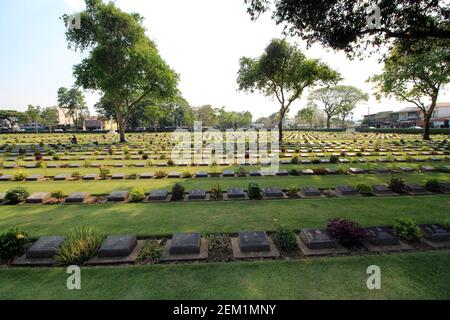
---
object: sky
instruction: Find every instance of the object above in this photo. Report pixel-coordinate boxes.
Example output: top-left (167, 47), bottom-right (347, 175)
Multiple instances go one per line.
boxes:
top-left (0, 0), bottom-right (448, 121)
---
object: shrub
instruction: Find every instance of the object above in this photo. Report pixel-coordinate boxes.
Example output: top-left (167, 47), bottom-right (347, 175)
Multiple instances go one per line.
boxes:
top-left (71, 171), bottom-right (82, 180)
top-left (327, 218), bottom-right (367, 246)
top-left (52, 154), bottom-right (60, 160)
top-left (389, 175), bottom-right (405, 193)
top-left (210, 184), bottom-right (223, 201)
top-left (13, 172), bottom-right (26, 181)
top-left (130, 187), bottom-right (146, 202)
top-left (393, 218), bottom-right (421, 242)
top-left (290, 155), bottom-right (299, 164)
top-left (286, 184), bottom-right (299, 198)
top-left (0, 228), bottom-right (29, 260)
top-left (313, 168), bottom-right (327, 175)
top-left (155, 170), bottom-right (167, 179)
top-left (57, 226), bottom-right (105, 265)
top-left (356, 183), bottom-right (372, 196)
top-left (288, 169), bottom-right (299, 176)
top-left (137, 240), bottom-right (163, 263)
top-left (167, 159), bottom-right (174, 166)
top-left (444, 216), bottom-right (450, 230)
top-left (425, 179), bottom-right (440, 192)
top-left (181, 170), bottom-right (193, 178)
top-left (99, 167), bottom-right (110, 180)
top-left (248, 182), bottom-right (262, 200)
top-left (5, 187), bottom-right (30, 204)
top-left (51, 190), bottom-right (65, 201)
top-left (311, 159), bottom-right (320, 164)
top-left (330, 155), bottom-right (339, 163)
top-left (171, 183), bottom-right (185, 201)
top-left (142, 154), bottom-right (149, 160)
top-left (236, 166), bottom-right (247, 177)
top-left (272, 225), bottom-right (297, 251)
top-left (127, 173), bottom-right (138, 180)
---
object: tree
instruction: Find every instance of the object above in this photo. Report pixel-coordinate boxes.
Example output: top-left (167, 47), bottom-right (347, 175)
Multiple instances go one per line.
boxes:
top-left (307, 85), bottom-right (368, 129)
top-left (296, 105), bottom-right (316, 128)
top-left (237, 38), bottom-right (340, 142)
top-left (255, 112), bottom-right (279, 128)
top-left (370, 40), bottom-right (450, 140)
top-left (63, 0), bottom-right (178, 142)
top-left (244, 0), bottom-right (450, 58)
top-left (193, 105), bottom-right (218, 127)
top-left (0, 110), bottom-right (26, 131)
top-left (40, 108), bottom-right (58, 133)
top-left (57, 87), bottom-right (88, 129)
top-left (217, 108), bottom-right (253, 129)
top-left (25, 105), bottom-right (41, 133)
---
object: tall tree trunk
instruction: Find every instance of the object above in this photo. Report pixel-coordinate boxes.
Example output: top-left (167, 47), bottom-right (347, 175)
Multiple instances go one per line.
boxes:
top-left (326, 115), bottom-right (331, 129)
top-left (278, 107), bottom-right (286, 144)
top-left (423, 98), bottom-right (437, 140)
top-left (114, 100), bottom-right (127, 143)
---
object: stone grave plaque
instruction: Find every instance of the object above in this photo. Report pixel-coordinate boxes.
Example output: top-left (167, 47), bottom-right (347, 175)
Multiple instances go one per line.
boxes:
top-left (26, 236), bottom-right (66, 259)
top-left (25, 192), bottom-right (51, 204)
top-left (169, 233), bottom-right (201, 254)
top-left (325, 168), bottom-right (338, 174)
top-left (65, 192), bottom-right (90, 203)
top-left (249, 170), bottom-right (262, 176)
top-left (375, 167), bottom-right (388, 173)
top-left (264, 187), bottom-right (284, 198)
top-left (421, 166), bottom-right (435, 172)
top-left (82, 174), bottom-right (98, 180)
top-left (301, 160), bottom-right (311, 164)
top-left (167, 172), bottom-right (181, 178)
top-left (403, 184), bottom-right (429, 195)
top-left (438, 183), bottom-right (450, 193)
top-left (299, 229), bottom-right (337, 250)
top-left (54, 174), bottom-right (69, 181)
top-left (372, 185), bottom-right (397, 196)
top-left (140, 172), bottom-right (153, 179)
top-left (227, 188), bottom-right (246, 199)
top-left (300, 187), bottom-right (321, 197)
top-left (98, 235), bottom-right (137, 257)
top-left (399, 167), bottom-right (413, 172)
top-left (335, 185), bottom-right (359, 196)
top-left (301, 169), bottom-right (314, 175)
top-left (0, 175), bottom-right (12, 181)
top-left (69, 164), bottom-right (81, 168)
top-left (111, 173), bottom-right (125, 180)
top-left (195, 171), bottom-right (208, 178)
top-left (25, 174), bottom-right (43, 181)
top-left (107, 191), bottom-right (130, 202)
top-left (276, 170), bottom-right (288, 176)
top-left (222, 170), bottom-right (235, 177)
top-left (349, 168), bottom-right (364, 174)
top-left (113, 163), bottom-right (124, 168)
top-left (0, 192), bottom-right (6, 203)
top-left (419, 224), bottom-right (450, 243)
top-left (239, 231), bottom-right (270, 252)
top-left (188, 189), bottom-right (206, 200)
top-left (365, 227), bottom-right (399, 246)
top-left (148, 189), bottom-right (168, 201)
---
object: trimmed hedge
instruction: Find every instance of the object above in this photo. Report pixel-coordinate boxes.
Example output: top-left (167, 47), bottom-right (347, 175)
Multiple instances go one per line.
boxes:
top-left (356, 128), bottom-right (450, 134)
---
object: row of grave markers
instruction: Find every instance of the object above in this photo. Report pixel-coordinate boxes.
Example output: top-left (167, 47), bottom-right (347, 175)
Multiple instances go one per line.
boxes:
top-left (10, 224), bottom-right (450, 267)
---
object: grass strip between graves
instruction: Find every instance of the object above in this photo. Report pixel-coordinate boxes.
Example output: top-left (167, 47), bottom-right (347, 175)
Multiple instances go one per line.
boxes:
top-left (0, 250), bottom-right (449, 299)
top-left (0, 195), bottom-right (448, 237)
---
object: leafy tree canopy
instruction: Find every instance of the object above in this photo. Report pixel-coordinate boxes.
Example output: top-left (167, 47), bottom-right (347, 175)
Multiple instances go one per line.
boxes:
top-left (244, 0), bottom-right (450, 57)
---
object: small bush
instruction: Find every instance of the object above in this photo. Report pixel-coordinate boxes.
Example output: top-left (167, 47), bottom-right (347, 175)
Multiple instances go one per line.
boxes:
top-left (327, 218), bottom-right (367, 246)
top-left (313, 168), bottom-right (327, 175)
top-left (356, 183), bottom-right (372, 196)
top-left (286, 184), bottom-right (299, 198)
top-left (5, 187), bottom-right (30, 204)
top-left (443, 216), bottom-right (450, 230)
top-left (272, 225), bottom-right (297, 251)
top-left (210, 184), bottom-right (223, 201)
top-left (290, 156), bottom-right (299, 164)
top-left (99, 167), bottom-right (110, 180)
top-left (425, 179), bottom-right (440, 192)
top-left (0, 228), bottom-right (29, 260)
top-left (51, 190), bottom-right (65, 201)
top-left (154, 170), bottom-right (167, 179)
top-left (288, 169), bottom-right (299, 176)
top-left (393, 218), bottom-right (421, 242)
top-left (248, 182), bottom-right (262, 200)
top-left (142, 154), bottom-right (149, 160)
top-left (13, 172), bottom-right (26, 181)
top-left (130, 187), bottom-right (146, 202)
top-left (57, 226), bottom-right (105, 265)
top-left (127, 173), bottom-right (138, 180)
top-left (311, 159), bottom-right (320, 164)
top-left (171, 183), bottom-right (185, 201)
top-left (389, 175), bottom-right (405, 193)
top-left (167, 159), bottom-right (174, 166)
top-left (236, 167), bottom-right (247, 177)
top-left (71, 171), bottom-right (82, 180)
top-left (137, 240), bottom-right (163, 263)
top-left (181, 170), bottom-right (193, 178)
top-left (330, 155), bottom-right (339, 163)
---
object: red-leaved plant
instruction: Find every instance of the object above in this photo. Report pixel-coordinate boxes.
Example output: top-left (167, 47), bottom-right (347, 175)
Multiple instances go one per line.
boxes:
top-left (327, 218), bottom-right (368, 246)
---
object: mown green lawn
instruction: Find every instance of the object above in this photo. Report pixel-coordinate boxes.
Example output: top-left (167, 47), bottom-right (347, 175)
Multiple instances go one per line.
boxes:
top-left (1, 251), bottom-right (449, 299)
top-left (0, 195), bottom-right (448, 237)
top-left (0, 172), bottom-right (448, 195)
